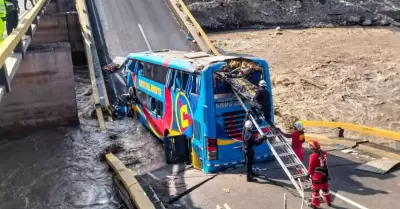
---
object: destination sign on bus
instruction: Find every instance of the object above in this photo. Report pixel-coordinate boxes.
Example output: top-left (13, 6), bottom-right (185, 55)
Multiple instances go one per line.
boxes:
top-left (215, 98), bottom-right (240, 109)
top-left (138, 79), bottom-right (162, 97)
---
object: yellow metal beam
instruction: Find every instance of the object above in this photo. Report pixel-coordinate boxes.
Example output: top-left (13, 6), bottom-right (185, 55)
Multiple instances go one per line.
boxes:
top-left (0, 0), bottom-right (48, 64)
top-left (178, 0), bottom-right (220, 56)
top-left (76, 0), bottom-right (109, 130)
top-left (105, 153), bottom-right (156, 209)
top-left (300, 120), bottom-right (400, 141)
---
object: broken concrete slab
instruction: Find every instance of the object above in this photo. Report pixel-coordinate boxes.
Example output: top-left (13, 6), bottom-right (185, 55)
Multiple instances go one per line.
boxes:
top-left (356, 159), bottom-right (400, 174)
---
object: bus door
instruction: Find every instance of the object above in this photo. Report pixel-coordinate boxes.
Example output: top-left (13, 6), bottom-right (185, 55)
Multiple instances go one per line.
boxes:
top-left (186, 74), bottom-right (203, 169)
top-left (164, 69), bottom-right (192, 164)
top-left (164, 135), bottom-right (191, 164)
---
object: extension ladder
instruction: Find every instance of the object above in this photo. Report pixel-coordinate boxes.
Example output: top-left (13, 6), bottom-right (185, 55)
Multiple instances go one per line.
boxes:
top-left (232, 90), bottom-right (311, 205)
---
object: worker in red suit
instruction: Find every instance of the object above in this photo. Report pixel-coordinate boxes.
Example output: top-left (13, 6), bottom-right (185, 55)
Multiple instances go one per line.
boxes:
top-left (307, 139), bottom-right (333, 208)
top-left (277, 121), bottom-right (306, 162)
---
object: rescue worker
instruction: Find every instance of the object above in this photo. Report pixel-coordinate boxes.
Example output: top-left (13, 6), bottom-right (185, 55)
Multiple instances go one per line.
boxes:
top-left (24, 0), bottom-right (34, 10)
top-left (252, 80), bottom-right (274, 127)
top-left (0, 0), bottom-right (6, 43)
top-left (242, 120), bottom-right (266, 182)
top-left (5, 0), bottom-right (19, 35)
top-left (277, 121), bottom-right (306, 162)
top-left (307, 139), bottom-right (333, 208)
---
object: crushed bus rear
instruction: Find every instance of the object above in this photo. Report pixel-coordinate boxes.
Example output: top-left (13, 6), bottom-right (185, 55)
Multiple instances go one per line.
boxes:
top-left (203, 58), bottom-right (275, 173)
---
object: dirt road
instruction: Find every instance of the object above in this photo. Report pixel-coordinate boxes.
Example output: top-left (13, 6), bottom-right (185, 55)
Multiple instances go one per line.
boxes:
top-left (210, 27), bottom-right (400, 146)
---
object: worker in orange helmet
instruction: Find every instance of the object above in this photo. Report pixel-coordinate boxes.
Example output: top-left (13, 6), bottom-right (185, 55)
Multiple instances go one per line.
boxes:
top-left (307, 139), bottom-right (333, 208)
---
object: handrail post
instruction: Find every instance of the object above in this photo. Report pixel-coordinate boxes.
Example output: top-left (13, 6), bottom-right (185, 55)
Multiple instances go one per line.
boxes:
top-left (14, 39), bottom-right (25, 59)
top-left (0, 65), bottom-right (11, 92)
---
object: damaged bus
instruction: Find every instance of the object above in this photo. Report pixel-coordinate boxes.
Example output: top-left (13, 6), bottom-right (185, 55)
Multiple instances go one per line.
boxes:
top-left (123, 50), bottom-right (274, 173)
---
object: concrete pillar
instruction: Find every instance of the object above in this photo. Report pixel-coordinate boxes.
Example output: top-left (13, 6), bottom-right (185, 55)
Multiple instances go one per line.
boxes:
top-left (33, 0), bottom-right (85, 65)
top-left (0, 43), bottom-right (79, 134)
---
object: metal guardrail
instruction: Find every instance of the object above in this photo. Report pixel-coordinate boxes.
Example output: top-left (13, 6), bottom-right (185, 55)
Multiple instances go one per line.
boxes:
top-left (177, 0), bottom-right (220, 56)
top-left (76, 0), bottom-right (110, 130)
top-left (0, 0), bottom-right (50, 101)
top-left (300, 120), bottom-right (400, 141)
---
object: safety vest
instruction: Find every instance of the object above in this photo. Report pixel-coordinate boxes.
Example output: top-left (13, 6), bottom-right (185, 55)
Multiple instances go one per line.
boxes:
top-left (0, 0), bottom-right (6, 18)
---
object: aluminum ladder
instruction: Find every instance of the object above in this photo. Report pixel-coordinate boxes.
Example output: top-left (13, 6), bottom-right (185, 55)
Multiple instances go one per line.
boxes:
top-left (232, 90), bottom-right (310, 203)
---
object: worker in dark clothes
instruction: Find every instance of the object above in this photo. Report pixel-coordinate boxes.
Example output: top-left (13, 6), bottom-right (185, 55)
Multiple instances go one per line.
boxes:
top-left (252, 80), bottom-right (274, 127)
top-left (242, 120), bottom-right (266, 182)
top-left (5, 0), bottom-right (19, 35)
top-left (24, 0), bottom-right (34, 10)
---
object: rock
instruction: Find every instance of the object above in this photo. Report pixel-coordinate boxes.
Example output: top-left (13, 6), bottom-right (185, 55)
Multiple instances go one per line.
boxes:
top-left (380, 19), bottom-right (390, 26)
top-left (362, 19), bottom-right (372, 26)
top-left (347, 16), bottom-right (361, 23)
top-left (185, 0), bottom-right (400, 29)
top-left (276, 26), bottom-right (282, 31)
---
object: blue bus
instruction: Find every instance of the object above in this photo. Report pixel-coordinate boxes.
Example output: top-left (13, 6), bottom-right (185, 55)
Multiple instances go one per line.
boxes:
top-left (123, 50), bottom-right (274, 173)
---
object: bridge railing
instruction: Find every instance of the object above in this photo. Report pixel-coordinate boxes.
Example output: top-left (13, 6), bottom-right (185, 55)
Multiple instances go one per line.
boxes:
top-left (0, 0), bottom-right (50, 101)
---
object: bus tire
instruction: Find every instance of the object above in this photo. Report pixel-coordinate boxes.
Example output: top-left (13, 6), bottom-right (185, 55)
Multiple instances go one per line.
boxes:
top-left (164, 134), bottom-right (173, 164)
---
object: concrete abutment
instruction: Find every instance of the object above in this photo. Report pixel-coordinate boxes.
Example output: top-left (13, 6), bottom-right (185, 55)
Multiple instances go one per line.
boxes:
top-left (0, 0), bottom-right (85, 134)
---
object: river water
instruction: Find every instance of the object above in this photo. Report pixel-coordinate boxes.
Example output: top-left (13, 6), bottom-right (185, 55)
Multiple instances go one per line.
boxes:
top-left (0, 68), bottom-right (165, 209)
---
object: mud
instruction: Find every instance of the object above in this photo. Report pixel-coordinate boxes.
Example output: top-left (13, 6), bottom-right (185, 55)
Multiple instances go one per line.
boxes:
top-left (184, 0), bottom-right (400, 30)
top-left (210, 27), bottom-right (400, 147)
top-left (0, 67), bottom-right (165, 209)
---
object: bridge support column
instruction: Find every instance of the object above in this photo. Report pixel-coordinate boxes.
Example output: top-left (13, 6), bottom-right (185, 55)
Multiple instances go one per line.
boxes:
top-left (0, 43), bottom-right (79, 133)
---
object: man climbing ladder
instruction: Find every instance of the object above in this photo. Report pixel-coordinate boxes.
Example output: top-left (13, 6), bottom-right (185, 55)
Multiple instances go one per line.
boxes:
top-left (252, 80), bottom-right (274, 128)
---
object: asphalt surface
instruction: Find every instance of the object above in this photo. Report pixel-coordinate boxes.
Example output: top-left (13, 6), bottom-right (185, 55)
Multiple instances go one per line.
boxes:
top-left (90, 0), bottom-right (192, 103)
top-left (93, 0), bottom-right (191, 58)
top-left (172, 147), bottom-right (400, 209)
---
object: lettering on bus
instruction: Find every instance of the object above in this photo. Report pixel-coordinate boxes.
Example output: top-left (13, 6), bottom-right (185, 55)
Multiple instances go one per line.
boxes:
top-left (180, 104), bottom-right (190, 129)
top-left (215, 99), bottom-right (240, 109)
top-left (139, 80), bottom-right (162, 96)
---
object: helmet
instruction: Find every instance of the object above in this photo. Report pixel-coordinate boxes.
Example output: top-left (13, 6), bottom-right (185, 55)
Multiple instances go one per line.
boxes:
top-left (308, 139), bottom-right (320, 150)
top-left (244, 120), bottom-right (253, 129)
top-left (259, 80), bottom-right (267, 87)
top-left (294, 121), bottom-right (304, 131)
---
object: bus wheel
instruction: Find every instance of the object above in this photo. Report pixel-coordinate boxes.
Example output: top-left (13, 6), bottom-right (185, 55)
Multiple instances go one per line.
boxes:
top-left (164, 134), bottom-right (173, 164)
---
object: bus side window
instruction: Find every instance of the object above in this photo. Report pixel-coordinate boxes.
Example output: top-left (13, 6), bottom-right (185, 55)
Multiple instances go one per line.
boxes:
top-left (156, 100), bottom-right (163, 117)
top-left (136, 90), bottom-right (147, 107)
top-left (191, 75), bottom-right (201, 94)
top-left (181, 72), bottom-right (190, 91)
top-left (165, 68), bottom-right (173, 88)
top-left (147, 97), bottom-right (155, 112)
top-left (174, 70), bottom-right (181, 90)
top-left (126, 60), bottom-right (134, 72)
top-left (137, 62), bottom-right (144, 76)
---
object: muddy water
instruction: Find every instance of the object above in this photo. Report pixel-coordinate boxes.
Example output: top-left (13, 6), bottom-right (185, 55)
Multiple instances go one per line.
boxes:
top-left (0, 68), bottom-right (165, 209)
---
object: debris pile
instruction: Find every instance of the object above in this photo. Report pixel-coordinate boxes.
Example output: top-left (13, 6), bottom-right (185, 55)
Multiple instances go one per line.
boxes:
top-left (184, 0), bottom-right (400, 30)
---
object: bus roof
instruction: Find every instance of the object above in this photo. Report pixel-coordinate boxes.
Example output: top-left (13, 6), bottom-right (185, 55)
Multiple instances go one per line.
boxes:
top-left (126, 50), bottom-right (261, 73)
